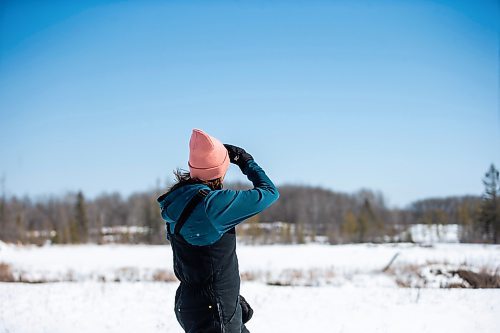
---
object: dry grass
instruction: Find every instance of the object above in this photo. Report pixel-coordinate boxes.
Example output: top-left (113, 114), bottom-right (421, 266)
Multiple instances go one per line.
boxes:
top-left (266, 269), bottom-right (307, 286)
top-left (386, 264), bottom-right (424, 288)
top-left (0, 263), bottom-right (180, 283)
top-left (240, 271), bottom-right (259, 282)
top-left (451, 269), bottom-right (500, 288)
top-left (152, 269), bottom-right (177, 282)
top-left (384, 262), bottom-right (500, 289)
top-left (264, 268), bottom-right (334, 287)
top-left (0, 262), bottom-right (15, 282)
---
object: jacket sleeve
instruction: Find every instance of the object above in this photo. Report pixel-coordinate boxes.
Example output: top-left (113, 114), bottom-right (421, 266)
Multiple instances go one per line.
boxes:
top-left (203, 160), bottom-right (280, 234)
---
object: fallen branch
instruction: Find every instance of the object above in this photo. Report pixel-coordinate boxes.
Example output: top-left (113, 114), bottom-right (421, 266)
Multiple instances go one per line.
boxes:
top-left (382, 252), bottom-right (400, 272)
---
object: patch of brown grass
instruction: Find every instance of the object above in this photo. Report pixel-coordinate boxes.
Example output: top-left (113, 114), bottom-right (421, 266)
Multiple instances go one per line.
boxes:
top-left (152, 269), bottom-right (177, 282)
top-left (451, 269), bottom-right (500, 288)
top-left (266, 281), bottom-right (292, 286)
top-left (240, 271), bottom-right (259, 281)
top-left (0, 262), bottom-right (15, 282)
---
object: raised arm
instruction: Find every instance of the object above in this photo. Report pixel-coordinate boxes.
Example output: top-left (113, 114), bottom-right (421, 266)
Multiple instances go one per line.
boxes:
top-left (204, 145), bottom-right (279, 234)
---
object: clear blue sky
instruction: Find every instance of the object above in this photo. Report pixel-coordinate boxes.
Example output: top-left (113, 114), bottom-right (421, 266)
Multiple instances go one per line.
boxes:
top-left (0, 0), bottom-right (499, 207)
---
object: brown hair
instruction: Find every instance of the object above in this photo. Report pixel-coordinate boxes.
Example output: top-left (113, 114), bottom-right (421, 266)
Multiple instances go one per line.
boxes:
top-left (166, 168), bottom-right (223, 195)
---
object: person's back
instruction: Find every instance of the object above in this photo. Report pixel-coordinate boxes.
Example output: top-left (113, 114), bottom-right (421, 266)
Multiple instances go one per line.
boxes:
top-left (158, 129), bottom-right (279, 333)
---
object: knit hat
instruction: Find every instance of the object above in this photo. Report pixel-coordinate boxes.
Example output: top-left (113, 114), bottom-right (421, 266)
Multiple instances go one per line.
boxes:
top-left (188, 129), bottom-right (230, 181)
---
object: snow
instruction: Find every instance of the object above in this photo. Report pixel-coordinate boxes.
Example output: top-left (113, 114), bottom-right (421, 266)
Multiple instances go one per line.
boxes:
top-left (0, 243), bottom-right (171, 282)
top-left (1, 282), bottom-right (499, 333)
top-left (1, 242), bottom-right (498, 286)
top-left (1, 241), bottom-right (499, 332)
top-left (408, 224), bottom-right (461, 243)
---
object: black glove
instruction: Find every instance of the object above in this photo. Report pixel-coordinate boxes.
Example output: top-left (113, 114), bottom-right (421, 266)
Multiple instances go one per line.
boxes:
top-left (239, 295), bottom-right (254, 324)
top-left (223, 144), bottom-right (253, 171)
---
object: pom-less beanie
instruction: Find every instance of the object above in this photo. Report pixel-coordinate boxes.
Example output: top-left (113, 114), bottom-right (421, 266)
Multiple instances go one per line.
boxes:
top-left (188, 129), bottom-right (230, 181)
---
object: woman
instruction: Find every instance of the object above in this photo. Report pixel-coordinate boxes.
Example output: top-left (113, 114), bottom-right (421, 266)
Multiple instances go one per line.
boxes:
top-left (157, 129), bottom-right (279, 333)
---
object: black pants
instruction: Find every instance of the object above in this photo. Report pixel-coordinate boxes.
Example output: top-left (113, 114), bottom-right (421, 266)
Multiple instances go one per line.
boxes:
top-left (175, 300), bottom-right (250, 333)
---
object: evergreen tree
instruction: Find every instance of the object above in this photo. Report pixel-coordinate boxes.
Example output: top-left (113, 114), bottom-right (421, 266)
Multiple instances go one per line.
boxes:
top-left (479, 164), bottom-right (500, 243)
top-left (74, 191), bottom-right (89, 243)
top-left (357, 199), bottom-right (377, 242)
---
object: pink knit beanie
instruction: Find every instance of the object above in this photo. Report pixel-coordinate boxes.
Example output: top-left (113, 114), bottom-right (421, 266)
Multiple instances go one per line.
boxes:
top-left (188, 129), bottom-right (230, 181)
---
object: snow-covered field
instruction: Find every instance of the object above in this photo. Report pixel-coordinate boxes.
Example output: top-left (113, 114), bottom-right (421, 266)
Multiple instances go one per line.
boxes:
top-left (1, 241), bottom-right (499, 332)
top-left (1, 241), bottom-right (499, 287)
top-left (2, 282), bottom-right (499, 333)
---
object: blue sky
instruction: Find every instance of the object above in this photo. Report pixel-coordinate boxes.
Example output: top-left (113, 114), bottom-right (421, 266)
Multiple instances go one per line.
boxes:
top-left (0, 0), bottom-right (498, 207)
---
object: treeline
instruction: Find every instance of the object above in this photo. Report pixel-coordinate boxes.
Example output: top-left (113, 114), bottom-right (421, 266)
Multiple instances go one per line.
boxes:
top-left (258, 187), bottom-right (485, 243)
top-left (0, 184), bottom-right (494, 245)
top-left (0, 190), bottom-right (164, 245)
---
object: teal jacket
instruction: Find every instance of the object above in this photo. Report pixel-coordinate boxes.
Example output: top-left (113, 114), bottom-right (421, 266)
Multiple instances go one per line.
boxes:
top-left (158, 160), bottom-right (279, 246)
